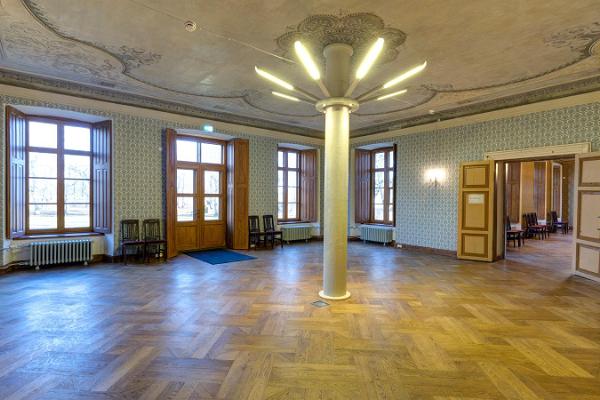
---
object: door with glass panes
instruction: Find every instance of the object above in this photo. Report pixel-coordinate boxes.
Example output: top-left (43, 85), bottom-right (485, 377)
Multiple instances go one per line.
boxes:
top-left (174, 136), bottom-right (226, 250)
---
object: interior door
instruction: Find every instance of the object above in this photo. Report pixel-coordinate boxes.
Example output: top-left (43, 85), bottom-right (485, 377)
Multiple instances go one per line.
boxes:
top-left (457, 160), bottom-right (496, 261)
top-left (168, 134), bottom-right (227, 253)
top-left (572, 151), bottom-right (600, 282)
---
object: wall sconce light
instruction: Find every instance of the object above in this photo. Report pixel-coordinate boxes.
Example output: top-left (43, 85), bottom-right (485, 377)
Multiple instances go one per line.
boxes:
top-left (425, 168), bottom-right (447, 186)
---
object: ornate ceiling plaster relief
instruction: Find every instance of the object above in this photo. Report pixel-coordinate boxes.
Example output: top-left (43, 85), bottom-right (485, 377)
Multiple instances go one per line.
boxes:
top-left (0, 0), bottom-right (598, 137)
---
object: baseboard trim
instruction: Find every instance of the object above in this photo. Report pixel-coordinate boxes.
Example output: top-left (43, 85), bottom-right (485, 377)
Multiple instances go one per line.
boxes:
top-left (397, 243), bottom-right (457, 257)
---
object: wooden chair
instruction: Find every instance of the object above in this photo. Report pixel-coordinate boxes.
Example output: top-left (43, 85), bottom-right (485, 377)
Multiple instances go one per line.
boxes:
top-left (531, 213), bottom-right (548, 239)
top-left (506, 216), bottom-right (524, 247)
top-left (143, 219), bottom-right (167, 263)
top-left (248, 215), bottom-right (265, 249)
top-left (546, 212), bottom-right (557, 234)
top-left (263, 215), bottom-right (283, 249)
top-left (549, 211), bottom-right (569, 234)
top-left (522, 213), bottom-right (546, 240)
top-left (120, 219), bottom-right (145, 265)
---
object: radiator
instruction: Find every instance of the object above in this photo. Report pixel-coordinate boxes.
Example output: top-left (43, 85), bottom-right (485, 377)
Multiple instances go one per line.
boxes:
top-left (360, 225), bottom-right (393, 246)
top-left (281, 225), bottom-right (312, 242)
top-left (30, 239), bottom-right (93, 269)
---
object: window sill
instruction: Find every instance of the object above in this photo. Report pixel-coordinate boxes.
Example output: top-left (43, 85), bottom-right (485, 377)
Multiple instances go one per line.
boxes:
top-left (11, 232), bottom-right (104, 241)
top-left (278, 221), bottom-right (315, 225)
top-left (360, 223), bottom-right (395, 228)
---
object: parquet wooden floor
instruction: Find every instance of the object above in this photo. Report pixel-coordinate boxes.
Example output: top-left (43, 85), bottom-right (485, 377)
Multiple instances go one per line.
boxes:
top-left (1, 238), bottom-right (600, 399)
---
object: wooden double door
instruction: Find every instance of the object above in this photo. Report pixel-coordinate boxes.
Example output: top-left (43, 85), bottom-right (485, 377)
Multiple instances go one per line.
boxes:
top-left (175, 162), bottom-right (226, 251)
top-left (167, 132), bottom-right (227, 253)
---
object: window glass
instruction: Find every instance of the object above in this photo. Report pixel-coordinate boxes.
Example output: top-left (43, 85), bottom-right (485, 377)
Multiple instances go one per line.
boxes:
top-left (374, 204), bottom-right (384, 221)
top-left (374, 171), bottom-right (385, 189)
top-left (29, 153), bottom-right (57, 178)
top-left (287, 203), bottom-right (297, 219)
top-left (64, 126), bottom-right (91, 151)
top-left (278, 151), bottom-right (284, 168)
top-left (29, 121), bottom-right (57, 148)
top-left (204, 197), bottom-right (220, 220)
top-left (288, 152), bottom-right (298, 168)
top-left (388, 204), bottom-right (394, 222)
top-left (201, 143), bottom-right (223, 164)
top-left (388, 171), bottom-right (394, 188)
top-left (277, 203), bottom-right (284, 219)
top-left (65, 204), bottom-right (90, 228)
top-left (177, 197), bottom-right (194, 221)
top-left (29, 178), bottom-right (57, 203)
top-left (388, 150), bottom-right (394, 168)
top-left (288, 187), bottom-right (297, 203)
top-left (64, 180), bottom-right (90, 203)
top-left (177, 169), bottom-right (195, 194)
top-left (64, 155), bottom-right (90, 179)
top-left (29, 204), bottom-right (57, 229)
top-left (277, 187), bottom-right (284, 203)
top-left (288, 171), bottom-right (298, 187)
top-left (177, 139), bottom-right (198, 162)
top-left (278, 171), bottom-right (284, 187)
top-left (375, 152), bottom-right (385, 169)
top-left (204, 171), bottom-right (220, 194)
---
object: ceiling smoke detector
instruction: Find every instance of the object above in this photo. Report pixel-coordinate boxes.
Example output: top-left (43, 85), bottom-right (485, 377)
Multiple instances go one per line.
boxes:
top-left (184, 21), bottom-right (197, 32)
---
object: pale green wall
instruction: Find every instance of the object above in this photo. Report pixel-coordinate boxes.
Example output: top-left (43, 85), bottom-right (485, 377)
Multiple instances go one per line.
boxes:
top-left (354, 102), bottom-right (600, 251)
top-left (0, 92), bottom-right (323, 261)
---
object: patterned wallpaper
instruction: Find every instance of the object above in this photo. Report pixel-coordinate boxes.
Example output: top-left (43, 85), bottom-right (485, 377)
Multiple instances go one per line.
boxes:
top-left (0, 93), bottom-right (323, 259)
top-left (355, 102), bottom-right (600, 251)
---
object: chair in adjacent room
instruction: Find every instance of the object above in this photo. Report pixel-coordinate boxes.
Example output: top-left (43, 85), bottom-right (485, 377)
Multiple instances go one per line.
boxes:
top-left (143, 219), bottom-right (167, 263)
top-left (263, 215), bottom-right (283, 249)
top-left (522, 213), bottom-right (546, 240)
top-left (120, 219), bottom-right (145, 265)
top-left (248, 215), bottom-right (265, 249)
top-left (506, 216), bottom-right (524, 247)
top-left (548, 211), bottom-right (569, 234)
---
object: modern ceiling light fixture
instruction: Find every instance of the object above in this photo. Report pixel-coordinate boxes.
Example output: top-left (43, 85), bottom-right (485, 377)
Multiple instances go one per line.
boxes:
top-left (254, 66), bottom-right (294, 91)
top-left (253, 38), bottom-right (428, 301)
top-left (294, 41), bottom-right (320, 80)
top-left (376, 89), bottom-right (408, 101)
top-left (383, 61), bottom-right (428, 89)
top-left (272, 91), bottom-right (300, 102)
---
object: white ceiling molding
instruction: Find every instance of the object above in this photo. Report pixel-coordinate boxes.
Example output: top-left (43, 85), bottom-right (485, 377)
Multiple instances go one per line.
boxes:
top-left (484, 142), bottom-right (591, 161)
top-left (1, 84), bottom-right (324, 146)
top-left (350, 89), bottom-right (600, 145)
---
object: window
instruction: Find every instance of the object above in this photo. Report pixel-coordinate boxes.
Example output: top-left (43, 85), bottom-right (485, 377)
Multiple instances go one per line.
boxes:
top-left (278, 149), bottom-right (300, 221)
top-left (277, 147), bottom-right (318, 223)
top-left (175, 137), bottom-right (225, 223)
top-left (6, 107), bottom-right (112, 237)
top-left (355, 146), bottom-right (396, 226)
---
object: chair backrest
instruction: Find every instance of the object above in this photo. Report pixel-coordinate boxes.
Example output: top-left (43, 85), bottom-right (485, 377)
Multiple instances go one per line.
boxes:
top-left (530, 213), bottom-right (537, 225)
top-left (248, 216), bottom-right (260, 233)
top-left (550, 211), bottom-right (559, 223)
top-left (143, 219), bottom-right (161, 240)
top-left (263, 215), bottom-right (275, 232)
top-left (121, 219), bottom-right (139, 242)
top-left (522, 214), bottom-right (530, 229)
top-left (505, 216), bottom-right (512, 231)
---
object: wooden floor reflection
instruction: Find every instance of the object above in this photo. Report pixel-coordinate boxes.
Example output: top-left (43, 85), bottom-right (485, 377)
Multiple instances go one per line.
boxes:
top-left (0, 238), bottom-right (599, 399)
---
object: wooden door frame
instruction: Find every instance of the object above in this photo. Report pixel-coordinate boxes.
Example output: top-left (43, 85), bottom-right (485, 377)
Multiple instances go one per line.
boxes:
top-left (484, 143), bottom-right (591, 261)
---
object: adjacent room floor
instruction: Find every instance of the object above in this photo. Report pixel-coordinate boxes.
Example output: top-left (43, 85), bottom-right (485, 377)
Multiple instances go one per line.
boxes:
top-left (506, 231), bottom-right (573, 271)
top-left (1, 242), bottom-right (599, 399)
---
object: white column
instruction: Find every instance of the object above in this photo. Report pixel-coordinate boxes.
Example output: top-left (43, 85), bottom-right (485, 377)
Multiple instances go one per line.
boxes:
top-left (320, 104), bottom-right (351, 300)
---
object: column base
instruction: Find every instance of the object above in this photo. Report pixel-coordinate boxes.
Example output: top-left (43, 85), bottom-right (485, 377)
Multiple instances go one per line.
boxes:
top-left (319, 290), bottom-right (351, 300)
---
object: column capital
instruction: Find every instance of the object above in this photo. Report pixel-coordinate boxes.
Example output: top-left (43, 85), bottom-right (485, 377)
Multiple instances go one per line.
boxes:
top-left (315, 97), bottom-right (359, 113)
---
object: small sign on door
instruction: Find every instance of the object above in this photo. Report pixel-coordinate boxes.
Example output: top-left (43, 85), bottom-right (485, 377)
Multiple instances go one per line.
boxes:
top-left (468, 193), bottom-right (485, 204)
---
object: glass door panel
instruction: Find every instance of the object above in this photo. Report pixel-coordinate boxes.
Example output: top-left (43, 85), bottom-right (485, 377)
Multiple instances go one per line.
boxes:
top-left (177, 168), bottom-right (196, 222)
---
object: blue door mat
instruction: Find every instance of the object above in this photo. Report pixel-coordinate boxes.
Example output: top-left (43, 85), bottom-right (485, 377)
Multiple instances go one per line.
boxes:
top-left (184, 249), bottom-right (256, 265)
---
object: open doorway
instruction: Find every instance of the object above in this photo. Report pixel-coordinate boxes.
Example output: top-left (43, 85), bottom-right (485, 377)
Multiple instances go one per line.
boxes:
top-left (502, 158), bottom-right (574, 269)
